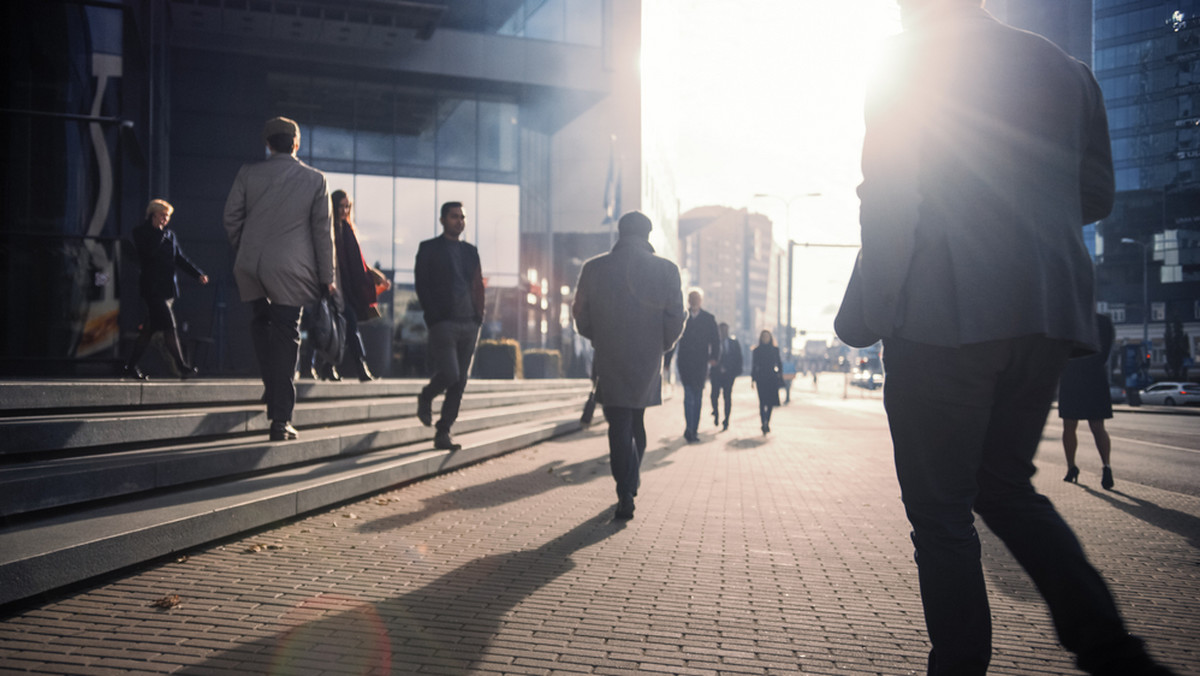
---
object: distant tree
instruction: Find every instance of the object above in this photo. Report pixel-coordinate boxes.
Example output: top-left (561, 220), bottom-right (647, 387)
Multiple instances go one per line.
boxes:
top-left (1164, 320), bottom-right (1190, 381)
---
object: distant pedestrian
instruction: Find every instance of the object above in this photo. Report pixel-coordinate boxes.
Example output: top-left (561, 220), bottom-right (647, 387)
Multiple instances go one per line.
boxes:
top-left (1061, 313), bottom-right (1117, 489)
top-left (414, 201), bottom-right (485, 452)
top-left (312, 189), bottom-right (389, 382)
top-left (224, 116), bottom-right (335, 442)
top-left (780, 353), bottom-right (797, 404)
top-left (123, 199), bottom-right (209, 380)
top-left (840, 1), bottom-right (1174, 673)
top-left (750, 330), bottom-right (782, 435)
top-left (710, 322), bottom-right (742, 431)
top-left (573, 211), bottom-right (685, 520)
top-left (669, 288), bottom-right (719, 442)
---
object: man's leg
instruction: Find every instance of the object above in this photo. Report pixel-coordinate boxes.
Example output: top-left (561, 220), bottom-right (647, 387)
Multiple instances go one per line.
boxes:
top-left (682, 382), bottom-right (701, 438)
top-left (721, 381), bottom-right (734, 424)
top-left (972, 338), bottom-right (1157, 675)
top-left (435, 321), bottom-right (480, 435)
top-left (250, 299), bottom-right (274, 419)
top-left (265, 302), bottom-right (302, 425)
top-left (632, 408), bottom-right (646, 497)
top-left (710, 378), bottom-right (721, 425)
top-left (604, 405), bottom-right (641, 517)
top-left (883, 338), bottom-right (1002, 676)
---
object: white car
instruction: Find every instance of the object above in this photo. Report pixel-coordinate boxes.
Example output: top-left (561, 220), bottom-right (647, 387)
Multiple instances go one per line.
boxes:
top-left (1138, 382), bottom-right (1200, 406)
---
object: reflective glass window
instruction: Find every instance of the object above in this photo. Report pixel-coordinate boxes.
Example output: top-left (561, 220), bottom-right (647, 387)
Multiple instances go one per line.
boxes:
top-left (478, 101), bottom-right (519, 176)
top-left (437, 100), bottom-right (477, 170)
top-left (526, 0), bottom-right (565, 42)
top-left (393, 177), bottom-right (438, 283)
top-left (311, 125), bottom-right (354, 162)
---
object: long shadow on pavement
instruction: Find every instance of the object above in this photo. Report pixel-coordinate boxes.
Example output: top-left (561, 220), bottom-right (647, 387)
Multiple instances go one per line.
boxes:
top-left (357, 428), bottom-right (684, 534)
top-left (1079, 485), bottom-right (1200, 550)
top-left (177, 510), bottom-right (625, 675)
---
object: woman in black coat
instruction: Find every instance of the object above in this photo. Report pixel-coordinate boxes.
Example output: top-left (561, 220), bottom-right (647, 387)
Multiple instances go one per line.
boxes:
top-left (750, 330), bottom-right (782, 435)
top-left (1059, 313), bottom-right (1117, 488)
top-left (123, 199), bottom-right (209, 379)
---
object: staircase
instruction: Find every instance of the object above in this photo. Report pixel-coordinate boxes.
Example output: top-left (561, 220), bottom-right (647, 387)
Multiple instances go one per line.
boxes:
top-left (0, 377), bottom-right (591, 607)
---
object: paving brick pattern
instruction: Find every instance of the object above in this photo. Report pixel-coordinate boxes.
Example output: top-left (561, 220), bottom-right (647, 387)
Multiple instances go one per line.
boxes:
top-left (0, 376), bottom-right (1196, 675)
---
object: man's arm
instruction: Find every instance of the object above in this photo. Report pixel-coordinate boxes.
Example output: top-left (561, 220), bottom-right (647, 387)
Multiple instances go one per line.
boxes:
top-left (310, 176), bottom-right (336, 291)
top-left (663, 265), bottom-right (685, 353)
top-left (1079, 67), bottom-right (1115, 224)
top-left (571, 263), bottom-right (593, 340)
top-left (222, 168), bottom-right (247, 253)
top-left (470, 246), bottom-right (486, 323)
top-left (413, 241), bottom-right (431, 312)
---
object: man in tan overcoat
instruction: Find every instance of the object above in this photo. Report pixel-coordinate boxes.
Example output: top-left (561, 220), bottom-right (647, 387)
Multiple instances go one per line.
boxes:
top-left (572, 211), bottom-right (685, 520)
top-left (224, 116), bottom-right (335, 441)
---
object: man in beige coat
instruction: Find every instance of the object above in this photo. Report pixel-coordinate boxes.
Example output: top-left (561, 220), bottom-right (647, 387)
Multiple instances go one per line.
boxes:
top-left (224, 116), bottom-right (335, 441)
top-left (572, 211), bottom-right (685, 519)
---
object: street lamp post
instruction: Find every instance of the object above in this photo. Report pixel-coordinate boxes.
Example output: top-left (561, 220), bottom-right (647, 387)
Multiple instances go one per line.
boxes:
top-left (753, 192), bottom-right (821, 356)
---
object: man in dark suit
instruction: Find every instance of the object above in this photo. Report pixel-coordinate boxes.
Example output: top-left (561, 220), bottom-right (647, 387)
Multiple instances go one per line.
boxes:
top-left (414, 201), bottom-right (485, 452)
top-left (709, 322), bottom-right (742, 431)
top-left (850, 2), bottom-right (1175, 674)
top-left (671, 289), bottom-right (720, 442)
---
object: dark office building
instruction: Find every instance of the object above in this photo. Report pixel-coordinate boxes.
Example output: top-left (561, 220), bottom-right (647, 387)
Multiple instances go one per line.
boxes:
top-left (2, 0), bottom-right (655, 377)
top-left (1092, 0), bottom-right (1200, 367)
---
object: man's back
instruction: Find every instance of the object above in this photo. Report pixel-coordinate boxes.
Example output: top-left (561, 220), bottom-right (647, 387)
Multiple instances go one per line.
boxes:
top-left (859, 8), bottom-right (1113, 350)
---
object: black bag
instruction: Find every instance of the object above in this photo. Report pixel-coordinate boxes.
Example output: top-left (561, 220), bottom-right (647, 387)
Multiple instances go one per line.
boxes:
top-left (580, 377), bottom-right (598, 426)
top-left (311, 290), bottom-right (346, 366)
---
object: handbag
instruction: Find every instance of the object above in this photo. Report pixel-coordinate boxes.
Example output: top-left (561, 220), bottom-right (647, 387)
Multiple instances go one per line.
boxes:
top-left (580, 377), bottom-right (598, 426)
top-left (834, 251), bottom-right (882, 348)
top-left (311, 290), bottom-right (346, 366)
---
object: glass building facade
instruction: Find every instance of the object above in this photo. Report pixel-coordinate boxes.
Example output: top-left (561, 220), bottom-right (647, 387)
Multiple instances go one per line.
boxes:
top-left (1093, 1), bottom-right (1200, 347)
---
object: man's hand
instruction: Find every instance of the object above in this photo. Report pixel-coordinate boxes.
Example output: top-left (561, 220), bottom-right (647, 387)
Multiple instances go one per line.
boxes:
top-left (199, 275), bottom-right (210, 285)
top-left (328, 283), bottom-right (337, 296)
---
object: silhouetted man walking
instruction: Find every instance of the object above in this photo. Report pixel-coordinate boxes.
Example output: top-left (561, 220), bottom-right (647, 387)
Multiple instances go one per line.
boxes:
top-left (573, 211), bottom-right (685, 520)
top-left (841, 2), bottom-right (1177, 674)
top-left (710, 322), bottom-right (742, 430)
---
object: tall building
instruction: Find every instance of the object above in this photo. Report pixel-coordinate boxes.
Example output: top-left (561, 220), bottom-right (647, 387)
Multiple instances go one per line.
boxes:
top-left (678, 206), bottom-right (779, 349)
top-left (1092, 1), bottom-right (1200, 369)
top-left (1, 0), bottom-right (671, 376)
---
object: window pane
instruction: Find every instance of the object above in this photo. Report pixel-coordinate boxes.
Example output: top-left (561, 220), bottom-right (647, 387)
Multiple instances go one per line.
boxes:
top-left (525, 0), bottom-right (564, 42)
top-left (394, 177), bottom-right (438, 284)
top-left (395, 95), bottom-right (436, 168)
top-left (564, 0), bottom-right (602, 46)
top-left (477, 183), bottom-right (521, 288)
top-left (436, 100), bottom-right (477, 170)
top-left (311, 126), bottom-right (353, 161)
top-left (478, 101), bottom-right (519, 174)
top-left (354, 175), bottom-right (395, 270)
top-left (356, 130), bottom-right (393, 165)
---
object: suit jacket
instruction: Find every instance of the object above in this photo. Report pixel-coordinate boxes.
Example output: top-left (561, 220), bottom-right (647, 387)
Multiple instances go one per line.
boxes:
top-left (673, 309), bottom-right (720, 389)
top-left (856, 7), bottom-right (1113, 352)
top-left (413, 235), bottom-right (485, 327)
top-left (573, 235), bottom-right (685, 409)
top-left (711, 336), bottom-right (743, 385)
top-left (131, 222), bottom-right (204, 301)
top-left (223, 153), bottom-right (334, 307)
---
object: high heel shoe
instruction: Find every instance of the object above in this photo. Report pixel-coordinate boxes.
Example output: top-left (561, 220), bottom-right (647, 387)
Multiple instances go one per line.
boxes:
top-left (122, 365), bottom-right (148, 381)
top-left (1064, 465), bottom-right (1080, 483)
top-left (356, 359), bottom-right (377, 382)
top-left (1101, 466), bottom-right (1114, 490)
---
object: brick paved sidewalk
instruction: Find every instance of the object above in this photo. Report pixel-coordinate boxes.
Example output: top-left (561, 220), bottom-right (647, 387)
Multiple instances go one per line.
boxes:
top-left (0, 380), bottom-right (1196, 675)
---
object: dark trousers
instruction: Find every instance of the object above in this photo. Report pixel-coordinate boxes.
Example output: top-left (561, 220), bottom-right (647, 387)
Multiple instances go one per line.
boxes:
top-left (682, 382), bottom-right (703, 436)
top-left (883, 336), bottom-right (1149, 676)
top-left (603, 406), bottom-right (646, 500)
top-left (710, 376), bottom-right (734, 422)
top-left (422, 319), bottom-right (480, 434)
top-left (250, 299), bottom-right (302, 424)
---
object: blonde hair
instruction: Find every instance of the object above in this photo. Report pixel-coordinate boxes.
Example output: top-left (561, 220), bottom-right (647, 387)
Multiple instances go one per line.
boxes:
top-left (145, 199), bottom-right (174, 218)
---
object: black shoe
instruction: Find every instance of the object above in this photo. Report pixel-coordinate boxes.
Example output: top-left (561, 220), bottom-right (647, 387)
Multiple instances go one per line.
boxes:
top-left (722, 420), bottom-right (729, 431)
top-left (301, 365), bottom-right (318, 380)
top-left (317, 363), bottom-right (341, 382)
top-left (357, 360), bottom-right (377, 382)
top-left (1101, 466), bottom-right (1114, 490)
top-left (122, 365), bottom-right (148, 381)
top-left (417, 393), bottom-right (433, 426)
top-left (433, 431), bottom-right (461, 451)
top-left (614, 496), bottom-right (635, 520)
top-left (179, 365), bottom-right (199, 380)
top-left (269, 421), bottom-right (299, 441)
top-left (1064, 465), bottom-right (1080, 483)
top-left (713, 413), bottom-right (720, 427)
top-left (762, 424), bottom-right (769, 435)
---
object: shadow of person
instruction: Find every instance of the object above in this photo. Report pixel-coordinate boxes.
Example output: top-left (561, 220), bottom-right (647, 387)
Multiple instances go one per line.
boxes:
top-left (726, 437), bottom-right (768, 451)
top-left (178, 510), bottom-right (625, 675)
top-left (1080, 485), bottom-right (1200, 550)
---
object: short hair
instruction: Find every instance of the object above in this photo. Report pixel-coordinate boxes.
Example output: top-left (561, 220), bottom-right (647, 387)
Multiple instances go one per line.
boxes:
top-left (617, 211), bottom-right (652, 238)
top-left (267, 133), bottom-right (297, 154)
top-left (688, 287), bottom-right (704, 299)
top-left (441, 201), bottom-right (463, 219)
top-left (144, 199), bottom-right (173, 218)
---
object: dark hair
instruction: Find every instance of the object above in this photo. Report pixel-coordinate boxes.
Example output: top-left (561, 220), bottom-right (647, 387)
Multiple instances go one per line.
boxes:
top-left (267, 133), bottom-right (297, 153)
top-left (440, 201), bottom-right (463, 219)
top-left (617, 211), bottom-right (652, 238)
top-left (331, 190), bottom-right (355, 230)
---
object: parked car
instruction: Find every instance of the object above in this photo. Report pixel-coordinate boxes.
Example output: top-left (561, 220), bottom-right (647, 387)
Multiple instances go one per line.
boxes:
top-left (851, 358), bottom-right (884, 390)
top-left (1137, 382), bottom-right (1200, 406)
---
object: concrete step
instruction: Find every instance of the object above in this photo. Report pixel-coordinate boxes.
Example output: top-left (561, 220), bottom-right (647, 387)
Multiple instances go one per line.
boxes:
top-left (0, 397), bottom-right (586, 517)
top-left (0, 415), bottom-right (584, 607)
top-left (0, 387), bottom-right (577, 457)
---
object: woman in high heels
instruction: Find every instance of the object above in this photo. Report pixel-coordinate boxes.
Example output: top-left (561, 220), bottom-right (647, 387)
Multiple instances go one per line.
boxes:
top-left (750, 330), bottom-right (782, 435)
top-left (1059, 313), bottom-right (1116, 489)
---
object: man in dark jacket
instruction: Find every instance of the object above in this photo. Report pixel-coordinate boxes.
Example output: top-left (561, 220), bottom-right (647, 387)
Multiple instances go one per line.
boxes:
top-left (414, 201), bottom-right (485, 452)
top-left (846, 1), bottom-right (1176, 674)
top-left (671, 289), bottom-right (720, 442)
top-left (709, 322), bottom-right (743, 431)
top-left (573, 211), bottom-right (685, 519)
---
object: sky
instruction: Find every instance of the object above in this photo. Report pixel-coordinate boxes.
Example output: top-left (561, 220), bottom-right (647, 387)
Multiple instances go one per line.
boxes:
top-left (645, 1), bottom-right (902, 341)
